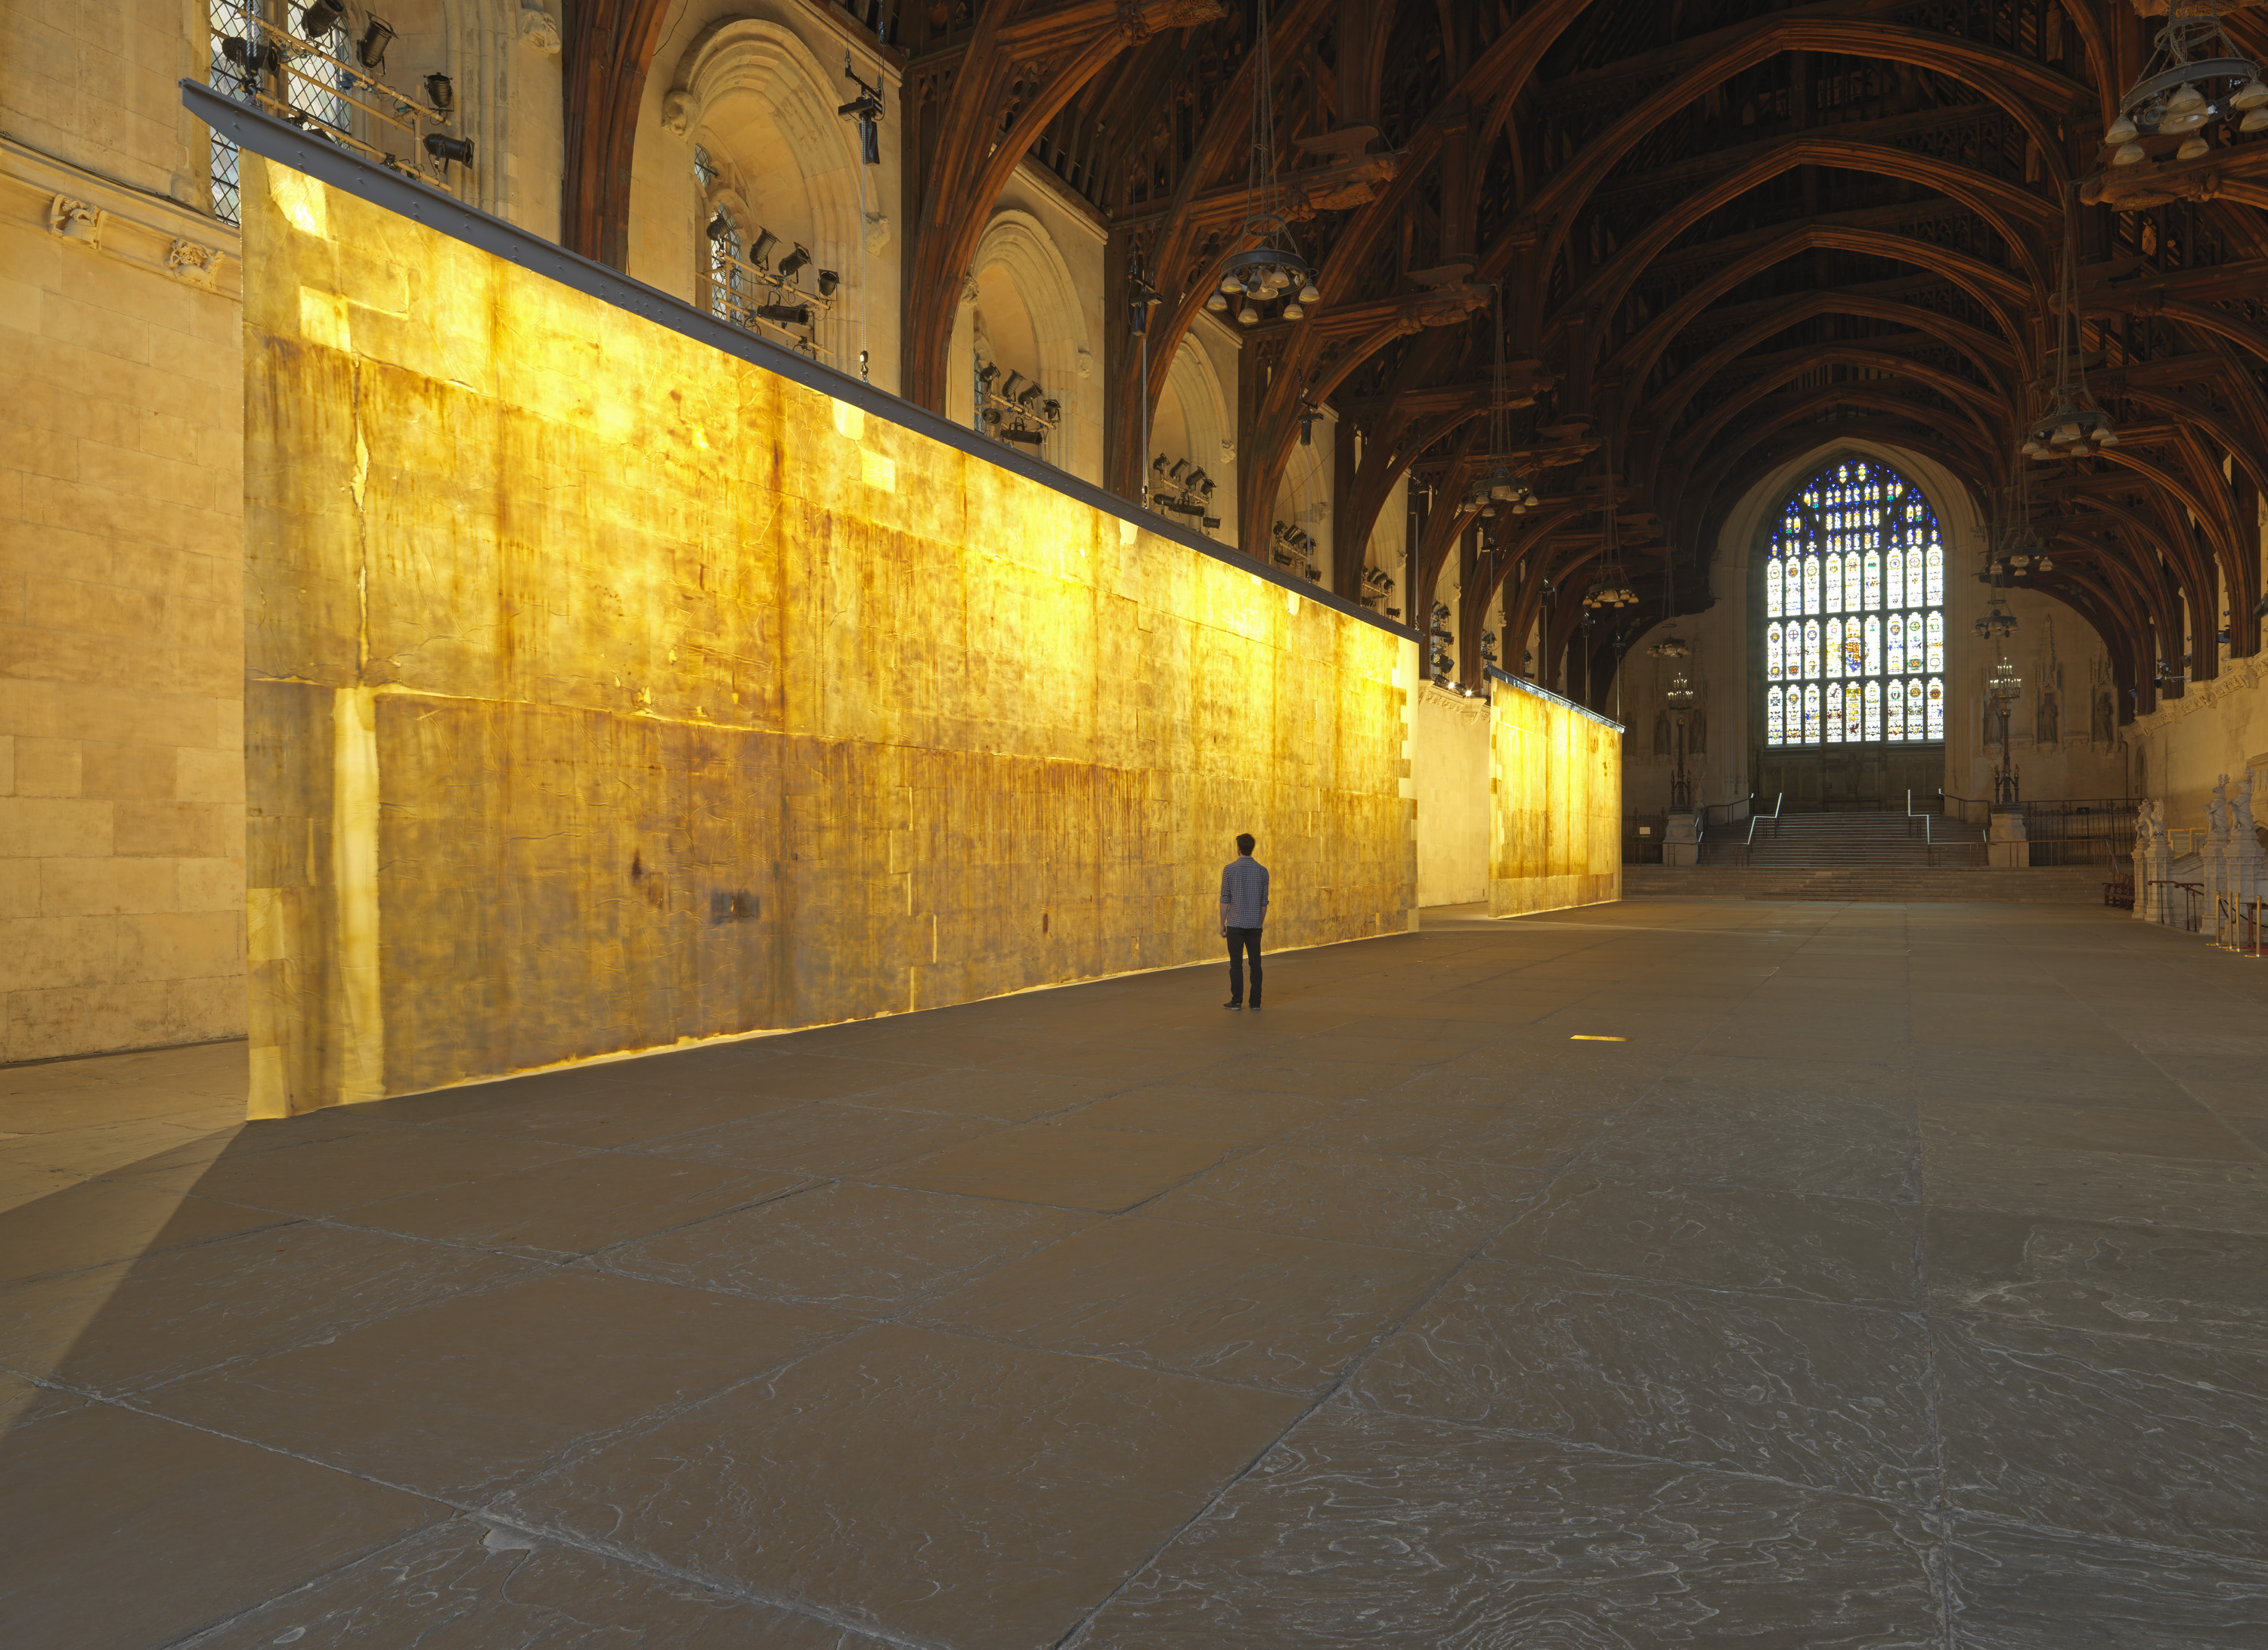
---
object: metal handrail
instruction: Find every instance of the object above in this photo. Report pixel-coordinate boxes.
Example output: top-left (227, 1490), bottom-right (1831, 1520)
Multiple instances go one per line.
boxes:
top-left (1745, 791), bottom-right (1783, 847)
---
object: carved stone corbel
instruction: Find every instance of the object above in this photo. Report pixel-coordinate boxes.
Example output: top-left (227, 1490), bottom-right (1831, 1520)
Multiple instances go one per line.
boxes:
top-left (167, 239), bottom-right (223, 288)
top-left (660, 89), bottom-right (693, 137)
top-left (519, 1), bottom-right (562, 56)
top-left (48, 195), bottom-right (100, 246)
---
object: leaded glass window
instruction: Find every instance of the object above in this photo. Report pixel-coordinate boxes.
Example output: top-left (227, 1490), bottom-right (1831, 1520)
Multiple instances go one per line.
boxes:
top-left (1761, 458), bottom-right (1947, 748)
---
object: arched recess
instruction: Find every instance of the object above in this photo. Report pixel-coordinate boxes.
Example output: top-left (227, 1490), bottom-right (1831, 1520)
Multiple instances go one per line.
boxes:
top-left (1706, 440), bottom-right (1988, 809)
top-left (952, 210), bottom-right (1093, 483)
top-left (661, 17), bottom-right (873, 374)
top-left (1149, 340), bottom-right (1236, 548)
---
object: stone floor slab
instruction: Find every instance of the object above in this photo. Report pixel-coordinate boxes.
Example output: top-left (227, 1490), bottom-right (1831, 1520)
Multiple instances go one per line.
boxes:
top-left (0, 1404), bottom-right (442, 1650)
top-left (495, 1322), bottom-right (1304, 1650)
top-left (146, 1269), bottom-right (857, 1502)
top-left (912, 1215), bottom-right (1452, 1392)
top-left (871, 1122), bottom-right (1241, 1212)
top-left (1346, 1259), bottom-right (1935, 1502)
top-left (1944, 1518), bottom-right (2268, 1650)
top-left (1074, 1402), bottom-right (1942, 1648)
top-left (596, 1181), bottom-right (1092, 1315)
top-left (1142, 1144), bottom-right (1545, 1254)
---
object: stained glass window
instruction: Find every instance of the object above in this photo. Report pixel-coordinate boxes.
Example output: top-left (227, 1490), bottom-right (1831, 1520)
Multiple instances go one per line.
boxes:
top-left (1761, 458), bottom-right (1947, 747)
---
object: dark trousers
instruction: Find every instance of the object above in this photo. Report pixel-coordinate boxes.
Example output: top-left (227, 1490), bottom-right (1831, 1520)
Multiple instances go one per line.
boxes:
top-left (1225, 927), bottom-right (1263, 1004)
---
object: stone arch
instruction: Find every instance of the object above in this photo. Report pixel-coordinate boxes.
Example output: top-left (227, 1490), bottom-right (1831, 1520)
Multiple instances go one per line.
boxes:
top-left (664, 17), bottom-right (870, 370)
top-left (963, 210), bottom-right (1090, 478)
top-left (1148, 339), bottom-right (1235, 543)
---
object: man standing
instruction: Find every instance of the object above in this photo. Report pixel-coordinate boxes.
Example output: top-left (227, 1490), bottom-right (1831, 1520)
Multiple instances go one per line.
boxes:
top-left (1219, 832), bottom-right (1269, 1011)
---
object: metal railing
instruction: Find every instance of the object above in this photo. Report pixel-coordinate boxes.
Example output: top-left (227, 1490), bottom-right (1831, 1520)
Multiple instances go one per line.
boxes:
top-left (204, 0), bottom-right (466, 221)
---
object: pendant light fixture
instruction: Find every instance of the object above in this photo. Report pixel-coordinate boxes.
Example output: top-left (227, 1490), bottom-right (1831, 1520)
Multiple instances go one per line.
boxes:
top-left (1582, 429), bottom-right (1637, 610)
top-left (2105, 0), bottom-right (2263, 165)
top-left (1461, 287), bottom-right (1536, 520)
top-left (2025, 186), bottom-right (2118, 462)
top-left (1203, 0), bottom-right (1318, 329)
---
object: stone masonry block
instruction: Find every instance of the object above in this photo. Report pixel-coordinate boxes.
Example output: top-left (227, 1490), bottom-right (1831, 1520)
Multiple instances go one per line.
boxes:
top-left (176, 856), bottom-right (245, 912)
top-left (23, 574), bottom-right (168, 640)
top-left (0, 914), bottom-right (118, 992)
top-left (117, 909), bottom-right (243, 985)
top-left (42, 856), bottom-right (175, 916)
top-left (13, 738), bottom-right (81, 797)
top-left (0, 681), bottom-right (59, 738)
top-left (113, 801), bottom-right (230, 858)
top-left (0, 797), bottom-right (112, 858)
top-left (174, 747), bottom-right (242, 803)
top-left (79, 741), bottom-right (178, 800)
top-left (0, 859), bottom-right (35, 918)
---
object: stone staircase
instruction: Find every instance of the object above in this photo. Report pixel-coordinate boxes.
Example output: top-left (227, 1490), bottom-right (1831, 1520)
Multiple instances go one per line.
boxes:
top-left (1714, 807), bottom-right (1987, 869)
top-left (1625, 865), bottom-right (2115, 904)
top-left (1637, 806), bottom-right (2115, 902)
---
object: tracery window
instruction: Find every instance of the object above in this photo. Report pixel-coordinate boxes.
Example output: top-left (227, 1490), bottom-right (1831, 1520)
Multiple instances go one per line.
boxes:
top-left (1762, 458), bottom-right (1946, 748)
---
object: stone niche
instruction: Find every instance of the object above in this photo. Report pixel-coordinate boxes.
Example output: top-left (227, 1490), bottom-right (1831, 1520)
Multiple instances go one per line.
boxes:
top-left (239, 159), bottom-right (1414, 1115)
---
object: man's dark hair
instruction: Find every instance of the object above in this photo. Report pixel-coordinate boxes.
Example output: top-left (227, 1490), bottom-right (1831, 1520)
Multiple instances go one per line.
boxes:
top-left (1236, 833), bottom-right (1256, 856)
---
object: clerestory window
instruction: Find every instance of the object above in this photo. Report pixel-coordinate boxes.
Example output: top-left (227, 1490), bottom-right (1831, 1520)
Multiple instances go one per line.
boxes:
top-left (1763, 457), bottom-right (1946, 748)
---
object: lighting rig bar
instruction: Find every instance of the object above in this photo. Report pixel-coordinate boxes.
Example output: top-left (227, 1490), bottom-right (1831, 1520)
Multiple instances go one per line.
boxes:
top-left (702, 233), bottom-right (838, 363)
top-left (976, 367), bottom-right (1060, 450)
top-left (208, 1), bottom-right (466, 194)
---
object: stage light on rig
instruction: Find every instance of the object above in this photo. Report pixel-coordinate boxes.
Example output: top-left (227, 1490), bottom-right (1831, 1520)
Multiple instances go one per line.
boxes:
top-left (748, 228), bottom-right (779, 268)
top-left (816, 269), bottom-right (840, 297)
top-left (776, 243), bottom-right (811, 282)
top-left (299, 0), bottom-right (345, 39)
top-left (355, 17), bottom-right (393, 69)
top-left (755, 302), bottom-right (812, 327)
top-left (423, 73), bottom-right (454, 116)
top-left (423, 133), bottom-right (474, 169)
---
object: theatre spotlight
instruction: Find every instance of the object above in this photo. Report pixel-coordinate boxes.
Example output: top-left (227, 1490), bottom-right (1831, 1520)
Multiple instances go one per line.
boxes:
top-left (423, 73), bottom-right (454, 116)
top-left (423, 133), bottom-right (474, 168)
top-left (1041, 398), bottom-right (1061, 423)
top-left (776, 243), bottom-right (812, 282)
top-left (999, 426), bottom-right (1046, 446)
top-left (755, 302), bottom-right (812, 326)
top-left (1000, 370), bottom-right (1034, 405)
top-left (299, 0), bottom-right (345, 39)
top-left (355, 17), bottom-right (394, 69)
top-left (1151, 454), bottom-right (1170, 475)
top-left (748, 228), bottom-right (779, 268)
top-left (221, 36), bottom-right (271, 78)
top-left (816, 269), bottom-right (840, 297)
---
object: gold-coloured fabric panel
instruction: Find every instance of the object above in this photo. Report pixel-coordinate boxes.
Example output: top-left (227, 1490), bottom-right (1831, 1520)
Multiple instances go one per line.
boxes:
top-left (240, 159), bottom-right (1413, 1114)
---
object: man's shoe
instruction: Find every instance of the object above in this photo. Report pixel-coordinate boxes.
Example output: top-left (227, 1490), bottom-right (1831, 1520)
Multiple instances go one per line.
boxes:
top-left (1222, 1001), bottom-right (1243, 1011)
top-left (1250, 1001), bottom-right (1263, 1011)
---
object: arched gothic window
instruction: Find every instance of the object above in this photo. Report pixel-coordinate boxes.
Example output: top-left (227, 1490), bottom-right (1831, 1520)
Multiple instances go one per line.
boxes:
top-left (1762, 458), bottom-right (1947, 748)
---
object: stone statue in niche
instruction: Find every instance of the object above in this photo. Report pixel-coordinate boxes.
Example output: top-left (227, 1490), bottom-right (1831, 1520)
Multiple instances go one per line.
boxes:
top-left (1652, 710), bottom-right (1670, 758)
top-left (2208, 775), bottom-right (2231, 845)
top-left (48, 195), bottom-right (98, 244)
top-left (2093, 690), bottom-right (2115, 745)
top-left (2036, 689), bottom-right (2059, 748)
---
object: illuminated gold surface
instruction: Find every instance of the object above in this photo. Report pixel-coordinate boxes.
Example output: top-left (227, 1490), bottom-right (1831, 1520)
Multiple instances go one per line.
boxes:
top-left (1487, 683), bottom-right (1622, 919)
top-left (240, 159), bottom-right (1413, 1114)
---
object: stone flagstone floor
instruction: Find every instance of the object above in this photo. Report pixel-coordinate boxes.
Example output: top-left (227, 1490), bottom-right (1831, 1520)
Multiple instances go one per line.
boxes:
top-left (3, 896), bottom-right (2266, 1648)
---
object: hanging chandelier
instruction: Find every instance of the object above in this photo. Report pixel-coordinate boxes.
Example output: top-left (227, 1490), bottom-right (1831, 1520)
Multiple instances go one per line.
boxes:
top-left (2105, 0), bottom-right (2267, 166)
top-left (2025, 187), bottom-right (2118, 461)
top-left (1461, 289), bottom-right (1538, 519)
top-left (1204, 0), bottom-right (1318, 328)
top-left (1648, 633), bottom-right (1692, 660)
top-left (1583, 429), bottom-right (1637, 608)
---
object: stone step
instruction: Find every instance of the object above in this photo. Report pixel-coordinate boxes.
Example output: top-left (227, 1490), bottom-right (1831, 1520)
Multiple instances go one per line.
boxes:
top-left (1625, 866), bottom-right (2115, 904)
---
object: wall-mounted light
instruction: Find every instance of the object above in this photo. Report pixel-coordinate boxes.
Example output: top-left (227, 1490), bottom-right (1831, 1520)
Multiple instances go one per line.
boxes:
top-left (423, 73), bottom-right (454, 116)
top-left (355, 17), bottom-right (394, 70)
top-left (816, 269), bottom-right (840, 297)
top-left (748, 228), bottom-right (779, 268)
top-left (755, 302), bottom-right (812, 326)
top-left (299, 0), bottom-right (345, 39)
top-left (777, 244), bottom-right (811, 282)
top-left (423, 133), bottom-right (474, 168)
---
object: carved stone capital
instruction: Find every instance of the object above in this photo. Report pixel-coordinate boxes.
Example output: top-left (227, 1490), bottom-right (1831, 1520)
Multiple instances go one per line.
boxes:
top-left (660, 90), bottom-right (692, 138)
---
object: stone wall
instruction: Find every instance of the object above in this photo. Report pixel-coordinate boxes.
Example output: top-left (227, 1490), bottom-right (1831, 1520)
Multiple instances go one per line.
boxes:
top-left (0, 139), bottom-right (246, 1062)
top-left (242, 157), bottom-right (1414, 1114)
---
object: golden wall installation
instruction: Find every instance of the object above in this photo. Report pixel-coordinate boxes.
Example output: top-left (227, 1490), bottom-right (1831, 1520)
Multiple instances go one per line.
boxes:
top-left (1489, 676), bottom-right (1623, 918)
top-left (239, 156), bottom-right (1415, 1116)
